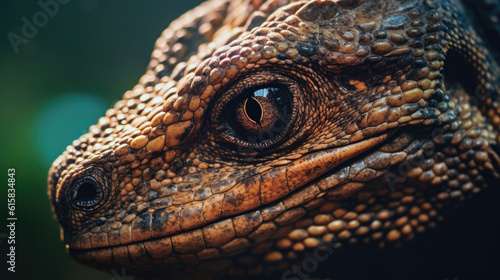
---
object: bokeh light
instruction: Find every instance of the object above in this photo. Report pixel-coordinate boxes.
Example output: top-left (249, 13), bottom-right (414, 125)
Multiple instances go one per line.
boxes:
top-left (34, 93), bottom-right (107, 167)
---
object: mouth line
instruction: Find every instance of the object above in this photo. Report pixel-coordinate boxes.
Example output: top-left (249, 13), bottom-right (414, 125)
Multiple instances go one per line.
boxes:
top-left (68, 130), bottom-right (396, 260)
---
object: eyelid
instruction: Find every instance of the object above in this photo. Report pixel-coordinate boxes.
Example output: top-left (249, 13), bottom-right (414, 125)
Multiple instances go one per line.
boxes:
top-left (210, 71), bottom-right (301, 114)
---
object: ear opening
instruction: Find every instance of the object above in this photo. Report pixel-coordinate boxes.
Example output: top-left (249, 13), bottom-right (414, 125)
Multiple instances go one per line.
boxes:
top-left (442, 49), bottom-right (478, 96)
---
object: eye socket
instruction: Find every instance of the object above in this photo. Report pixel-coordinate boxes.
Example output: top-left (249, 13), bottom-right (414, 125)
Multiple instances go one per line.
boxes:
top-left (218, 85), bottom-right (293, 146)
top-left (69, 176), bottom-right (103, 209)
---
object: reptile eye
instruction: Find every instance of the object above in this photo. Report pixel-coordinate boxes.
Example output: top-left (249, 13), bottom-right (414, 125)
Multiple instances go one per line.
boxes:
top-left (69, 176), bottom-right (103, 209)
top-left (219, 85), bottom-right (293, 146)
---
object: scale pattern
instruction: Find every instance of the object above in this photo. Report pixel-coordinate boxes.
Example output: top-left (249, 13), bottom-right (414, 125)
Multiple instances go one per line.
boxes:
top-left (48, 0), bottom-right (500, 278)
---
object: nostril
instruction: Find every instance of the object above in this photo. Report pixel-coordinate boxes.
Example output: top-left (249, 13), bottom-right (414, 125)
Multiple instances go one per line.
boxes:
top-left (69, 176), bottom-right (103, 208)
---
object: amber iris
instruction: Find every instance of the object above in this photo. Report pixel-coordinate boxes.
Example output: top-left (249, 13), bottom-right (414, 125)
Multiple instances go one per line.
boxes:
top-left (222, 85), bottom-right (293, 145)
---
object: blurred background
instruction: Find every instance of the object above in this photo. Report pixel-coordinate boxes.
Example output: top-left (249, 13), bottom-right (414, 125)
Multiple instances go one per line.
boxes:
top-left (1, 1), bottom-right (500, 280)
top-left (0, 0), bottom-right (202, 279)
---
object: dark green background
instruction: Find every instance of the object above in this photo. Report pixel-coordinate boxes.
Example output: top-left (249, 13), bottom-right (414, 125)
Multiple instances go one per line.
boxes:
top-left (0, 1), bottom-right (202, 279)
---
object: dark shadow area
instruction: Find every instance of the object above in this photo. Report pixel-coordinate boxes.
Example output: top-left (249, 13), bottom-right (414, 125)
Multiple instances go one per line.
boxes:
top-left (311, 183), bottom-right (500, 280)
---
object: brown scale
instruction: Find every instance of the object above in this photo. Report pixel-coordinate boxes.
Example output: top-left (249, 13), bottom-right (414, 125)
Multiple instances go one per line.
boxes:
top-left (47, 0), bottom-right (500, 279)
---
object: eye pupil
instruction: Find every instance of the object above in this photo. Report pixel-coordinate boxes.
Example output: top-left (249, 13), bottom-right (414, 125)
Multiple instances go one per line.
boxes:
top-left (245, 97), bottom-right (262, 124)
top-left (70, 176), bottom-right (102, 208)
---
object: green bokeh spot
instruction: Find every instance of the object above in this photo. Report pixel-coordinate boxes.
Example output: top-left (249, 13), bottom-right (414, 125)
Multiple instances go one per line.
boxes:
top-left (34, 92), bottom-right (108, 168)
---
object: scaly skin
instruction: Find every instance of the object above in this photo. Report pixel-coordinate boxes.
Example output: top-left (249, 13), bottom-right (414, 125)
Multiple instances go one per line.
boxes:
top-left (48, 0), bottom-right (500, 279)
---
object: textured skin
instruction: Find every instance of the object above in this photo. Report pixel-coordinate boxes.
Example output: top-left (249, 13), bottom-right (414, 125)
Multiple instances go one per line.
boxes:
top-left (48, 0), bottom-right (500, 279)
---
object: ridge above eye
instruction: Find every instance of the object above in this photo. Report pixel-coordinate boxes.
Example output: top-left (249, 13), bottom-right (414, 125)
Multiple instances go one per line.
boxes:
top-left (218, 84), bottom-right (294, 147)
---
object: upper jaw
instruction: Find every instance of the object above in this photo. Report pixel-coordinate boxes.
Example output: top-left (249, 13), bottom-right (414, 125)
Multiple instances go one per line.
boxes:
top-left (66, 131), bottom-right (393, 253)
top-left (64, 130), bottom-right (407, 275)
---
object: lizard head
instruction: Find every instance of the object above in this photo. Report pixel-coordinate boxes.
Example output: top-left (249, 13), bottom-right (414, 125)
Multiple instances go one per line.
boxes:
top-left (48, 0), bottom-right (500, 278)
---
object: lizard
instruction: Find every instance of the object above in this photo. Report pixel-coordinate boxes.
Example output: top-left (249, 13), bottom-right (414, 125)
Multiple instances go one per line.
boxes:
top-left (47, 0), bottom-right (500, 279)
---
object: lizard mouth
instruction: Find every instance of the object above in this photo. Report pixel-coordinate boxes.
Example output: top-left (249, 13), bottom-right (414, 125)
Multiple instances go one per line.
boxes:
top-left (67, 131), bottom-right (395, 272)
